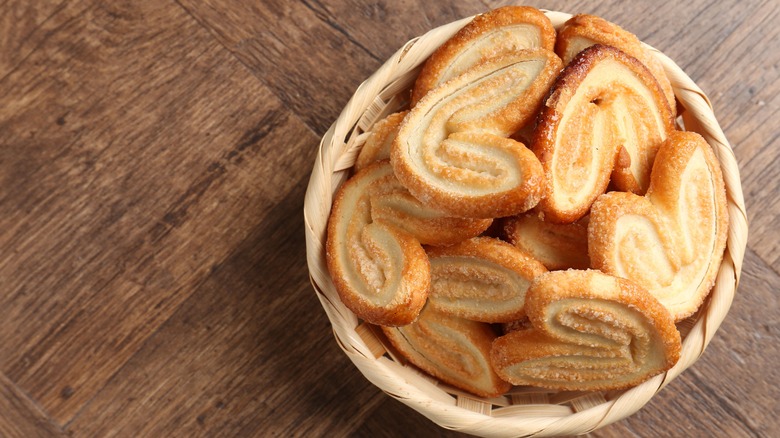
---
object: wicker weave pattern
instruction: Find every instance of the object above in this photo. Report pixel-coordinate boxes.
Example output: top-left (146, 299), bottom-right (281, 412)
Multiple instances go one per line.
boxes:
top-left (303, 10), bottom-right (748, 437)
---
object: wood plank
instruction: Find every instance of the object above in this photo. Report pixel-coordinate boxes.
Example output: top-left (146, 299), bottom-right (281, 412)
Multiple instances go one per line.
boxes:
top-left (66, 178), bottom-right (388, 436)
top-left (0, 0), bottom-right (68, 79)
top-left (0, 0), bottom-right (315, 424)
top-left (0, 372), bottom-right (66, 438)
top-left (1, 0), bottom-right (774, 436)
top-left (294, 0), bottom-right (486, 61)
top-left (352, 397), bottom-right (465, 438)
top-left (176, 0), bottom-right (403, 134)
top-left (706, 0), bottom-right (780, 269)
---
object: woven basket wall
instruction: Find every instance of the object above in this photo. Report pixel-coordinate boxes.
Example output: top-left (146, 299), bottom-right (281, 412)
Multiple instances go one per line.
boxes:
top-left (303, 9), bottom-right (748, 437)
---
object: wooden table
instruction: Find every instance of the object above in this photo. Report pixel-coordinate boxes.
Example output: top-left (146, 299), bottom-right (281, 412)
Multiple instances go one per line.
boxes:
top-left (1, 1), bottom-right (777, 436)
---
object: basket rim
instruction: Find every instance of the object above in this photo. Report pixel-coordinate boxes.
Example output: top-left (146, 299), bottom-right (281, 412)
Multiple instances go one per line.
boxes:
top-left (303, 9), bottom-right (748, 438)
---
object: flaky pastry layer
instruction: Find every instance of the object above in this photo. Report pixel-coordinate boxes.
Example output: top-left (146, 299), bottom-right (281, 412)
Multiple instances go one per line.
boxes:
top-left (426, 237), bottom-right (547, 323)
top-left (411, 6), bottom-right (556, 106)
top-left (503, 212), bottom-right (590, 270)
top-left (355, 111), bottom-right (408, 172)
top-left (393, 49), bottom-right (561, 219)
top-left (382, 305), bottom-right (512, 398)
top-left (532, 44), bottom-right (674, 223)
top-left (326, 162), bottom-right (430, 326)
top-left (367, 162), bottom-right (492, 246)
top-left (491, 270), bottom-right (681, 391)
top-left (556, 14), bottom-right (676, 115)
top-left (588, 131), bottom-right (729, 320)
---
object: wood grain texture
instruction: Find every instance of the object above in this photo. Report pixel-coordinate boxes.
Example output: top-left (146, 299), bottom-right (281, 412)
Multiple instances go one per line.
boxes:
top-left (66, 178), bottom-right (388, 436)
top-left (0, 0), bottom-right (67, 79)
top-left (0, 0), bottom-right (777, 436)
top-left (0, 0), bottom-right (318, 426)
top-left (175, 0), bottom-right (384, 134)
top-left (0, 372), bottom-right (66, 438)
top-left (302, 0), bottom-right (486, 60)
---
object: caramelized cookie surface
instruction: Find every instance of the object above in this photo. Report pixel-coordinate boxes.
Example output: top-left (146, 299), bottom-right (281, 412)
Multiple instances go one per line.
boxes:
top-left (426, 237), bottom-right (547, 323)
top-left (393, 50), bottom-right (561, 219)
top-left (556, 14), bottom-right (676, 115)
top-left (588, 131), bottom-right (728, 320)
top-left (326, 163), bottom-right (430, 326)
top-left (411, 6), bottom-right (556, 106)
top-left (491, 270), bottom-right (681, 391)
top-left (382, 305), bottom-right (511, 398)
top-left (355, 111), bottom-right (408, 172)
top-left (533, 45), bottom-right (674, 223)
top-left (503, 212), bottom-right (590, 270)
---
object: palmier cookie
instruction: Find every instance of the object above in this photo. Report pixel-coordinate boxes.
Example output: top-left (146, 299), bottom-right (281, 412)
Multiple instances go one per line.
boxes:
top-left (426, 237), bottom-right (547, 323)
top-left (354, 111), bottom-right (408, 172)
top-left (588, 131), bottom-right (728, 321)
top-left (392, 49), bottom-right (561, 219)
top-left (382, 305), bottom-right (512, 398)
top-left (556, 14), bottom-right (676, 115)
top-left (326, 162), bottom-right (429, 326)
top-left (532, 44), bottom-right (674, 223)
top-left (503, 212), bottom-right (589, 270)
top-left (491, 270), bottom-right (682, 391)
top-left (411, 6), bottom-right (556, 106)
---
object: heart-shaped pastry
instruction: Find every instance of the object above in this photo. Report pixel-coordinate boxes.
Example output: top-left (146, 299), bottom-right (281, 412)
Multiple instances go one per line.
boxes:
top-left (382, 305), bottom-right (512, 398)
top-left (532, 44), bottom-right (674, 223)
top-left (491, 270), bottom-right (681, 391)
top-left (392, 49), bottom-right (561, 218)
top-left (588, 131), bottom-right (728, 320)
top-left (326, 162), bottom-right (430, 326)
top-left (556, 14), bottom-right (676, 115)
top-left (411, 5), bottom-right (556, 106)
top-left (326, 161), bottom-right (493, 325)
top-left (426, 237), bottom-right (547, 323)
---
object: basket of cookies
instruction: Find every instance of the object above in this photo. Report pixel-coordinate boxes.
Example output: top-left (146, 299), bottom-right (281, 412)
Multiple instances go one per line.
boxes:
top-left (304, 6), bottom-right (747, 437)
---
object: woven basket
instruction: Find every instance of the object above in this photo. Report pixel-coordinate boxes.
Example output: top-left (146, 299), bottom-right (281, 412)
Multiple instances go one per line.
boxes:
top-left (303, 9), bottom-right (748, 437)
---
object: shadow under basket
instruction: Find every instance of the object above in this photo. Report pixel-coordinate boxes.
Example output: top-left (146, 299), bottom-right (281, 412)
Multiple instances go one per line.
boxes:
top-left (303, 10), bottom-right (748, 438)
